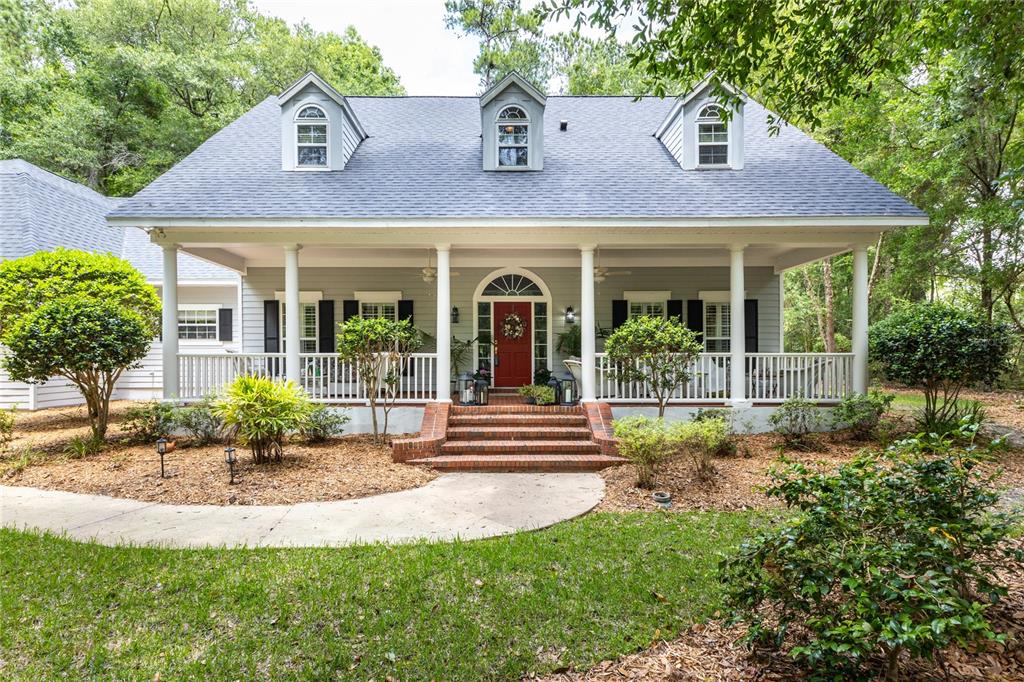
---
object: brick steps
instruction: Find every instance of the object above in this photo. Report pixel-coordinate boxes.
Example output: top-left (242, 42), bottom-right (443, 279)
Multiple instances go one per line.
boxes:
top-left (408, 453), bottom-right (625, 472)
top-left (440, 439), bottom-right (602, 455)
top-left (446, 426), bottom-right (593, 441)
top-left (447, 414), bottom-right (587, 427)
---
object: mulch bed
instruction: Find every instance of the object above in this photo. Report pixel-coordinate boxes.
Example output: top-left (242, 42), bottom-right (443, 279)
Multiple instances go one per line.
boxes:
top-left (597, 428), bottom-right (1024, 514)
top-left (0, 402), bottom-right (435, 505)
top-left (889, 386), bottom-right (1024, 432)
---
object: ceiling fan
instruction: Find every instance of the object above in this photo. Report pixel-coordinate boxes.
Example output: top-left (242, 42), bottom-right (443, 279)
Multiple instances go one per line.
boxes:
top-left (421, 250), bottom-right (461, 284)
top-left (593, 248), bottom-right (631, 283)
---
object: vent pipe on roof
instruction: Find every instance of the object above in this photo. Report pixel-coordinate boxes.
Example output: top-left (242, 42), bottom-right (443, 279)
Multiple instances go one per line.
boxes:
top-left (559, 120), bottom-right (568, 131)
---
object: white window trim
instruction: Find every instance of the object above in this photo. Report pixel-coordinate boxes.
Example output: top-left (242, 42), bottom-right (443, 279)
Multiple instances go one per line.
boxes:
top-left (274, 291), bottom-right (323, 303)
top-left (624, 291), bottom-right (671, 319)
top-left (176, 304), bottom-right (223, 344)
top-left (354, 290), bottom-right (401, 302)
top-left (699, 290), bottom-right (739, 303)
top-left (695, 103), bottom-right (730, 169)
top-left (294, 102), bottom-right (330, 172)
top-left (495, 105), bottom-right (531, 171)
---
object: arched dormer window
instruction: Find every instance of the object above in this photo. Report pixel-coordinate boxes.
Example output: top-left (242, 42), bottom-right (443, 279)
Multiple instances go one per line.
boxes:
top-left (696, 104), bottom-right (728, 166)
top-left (496, 106), bottom-right (529, 168)
top-left (295, 104), bottom-right (328, 168)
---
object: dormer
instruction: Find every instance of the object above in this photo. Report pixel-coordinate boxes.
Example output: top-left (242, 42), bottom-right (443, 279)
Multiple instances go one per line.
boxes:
top-left (278, 72), bottom-right (367, 172)
top-left (655, 77), bottom-right (744, 171)
top-left (480, 72), bottom-right (546, 171)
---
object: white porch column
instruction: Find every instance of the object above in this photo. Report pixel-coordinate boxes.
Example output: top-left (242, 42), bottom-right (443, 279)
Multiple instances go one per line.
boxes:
top-left (284, 245), bottom-right (301, 384)
top-left (161, 244), bottom-right (179, 399)
top-left (852, 244), bottom-right (870, 394)
top-left (435, 244), bottom-right (452, 402)
top-left (580, 245), bottom-right (597, 402)
top-left (729, 245), bottom-right (748, 405)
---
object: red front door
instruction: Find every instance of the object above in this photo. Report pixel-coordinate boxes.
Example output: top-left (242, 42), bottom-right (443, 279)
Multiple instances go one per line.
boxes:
top-left (493, 302), bottom-right (533, 387)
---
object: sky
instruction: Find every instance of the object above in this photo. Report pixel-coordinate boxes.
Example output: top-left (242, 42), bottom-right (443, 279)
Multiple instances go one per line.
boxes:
top-left (250, 0), bottom-right (486, 96)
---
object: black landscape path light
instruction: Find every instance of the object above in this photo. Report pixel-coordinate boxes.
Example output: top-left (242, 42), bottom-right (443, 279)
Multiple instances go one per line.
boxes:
top-left (156, 438), bottom-right (168, 478)
top-left (224, 446), bottom-right (237, 484)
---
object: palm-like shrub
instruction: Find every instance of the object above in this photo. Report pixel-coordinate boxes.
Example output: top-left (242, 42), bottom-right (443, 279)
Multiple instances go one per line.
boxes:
top-left (213, 376), bottom-right (311, 464)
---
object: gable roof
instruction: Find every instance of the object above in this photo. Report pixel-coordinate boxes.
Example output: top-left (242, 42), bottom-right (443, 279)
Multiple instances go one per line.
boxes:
top-left (479, 71), bottom-right (547, 108)
top-left (278, 71), bottom-right (367, 141)
top-left (0, 159), bottom-right (235, 281)
top-left (109, 95), bottom-right (925, 222)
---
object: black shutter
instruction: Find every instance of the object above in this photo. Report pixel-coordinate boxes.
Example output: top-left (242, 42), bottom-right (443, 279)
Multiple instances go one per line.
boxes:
top-left (218, 308), bottom-right (233, 342)
top-left (318, 300), bottom-right (335, 353)
top-left (744, 299), bottom-right (759, 352)
top-left (342, 299), bottom-right (360, 322)
top-left (686, 300), bottom-right (704, 337)
top-left (611, 300), bottom-right (628, 330)
top-left (263, 300), bottom-right (280, 352)
top-left (398, 300), bottom-right (414, 324)
top-left (666, 299), bottom-right (683, 323)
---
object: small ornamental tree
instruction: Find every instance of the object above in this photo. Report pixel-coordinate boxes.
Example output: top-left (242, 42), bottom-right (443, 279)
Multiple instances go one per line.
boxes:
top-left (869, 303), bottom-right (1011, 431)
top-left (604, 315), bottom-right (703, 417)
top-left (0, 248), bottom-right (161, 330)
top-left (337, 316), bottom-right (422, 443)
top-left (2, 297), bottom-right (152, 439)
top-left (213, 375), bottom-right (311, 464)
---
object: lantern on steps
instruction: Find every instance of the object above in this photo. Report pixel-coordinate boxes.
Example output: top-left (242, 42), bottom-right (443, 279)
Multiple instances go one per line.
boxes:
top-left (457, 372), bottom-right (476, 405)
top-left (555, 370), bottom-right (577, 405)
top-left (474, 377), bottom-right (489, 406)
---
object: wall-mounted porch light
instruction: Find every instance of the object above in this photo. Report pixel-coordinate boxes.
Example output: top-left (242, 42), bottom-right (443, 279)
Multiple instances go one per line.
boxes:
top-left (451, 307), bottom-right (460, 324)
top-left (564, 306), bottom-right (576, 324)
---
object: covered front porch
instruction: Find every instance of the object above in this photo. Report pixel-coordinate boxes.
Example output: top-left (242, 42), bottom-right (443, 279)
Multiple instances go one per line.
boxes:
top-left (154, 223), bottom-right (875, 413)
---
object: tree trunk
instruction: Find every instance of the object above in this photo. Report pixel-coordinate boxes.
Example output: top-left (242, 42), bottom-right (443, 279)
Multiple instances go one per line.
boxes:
top-left (822, 259), bottom-right (837, 353)
top-left (982, 223), bottom-right (995, 322)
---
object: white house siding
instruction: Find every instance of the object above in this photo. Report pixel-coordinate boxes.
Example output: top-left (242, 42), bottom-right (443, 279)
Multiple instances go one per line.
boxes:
top-left (241, 266), bottom-right (780, 368)
top-left (0, 352), bottom-right (30, 409)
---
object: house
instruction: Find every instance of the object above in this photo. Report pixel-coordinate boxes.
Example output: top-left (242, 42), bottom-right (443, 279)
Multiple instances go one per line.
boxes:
top-left (105, 71), bottom-right (927, 452)
top-left (0, 159), bottom-right (240, 409)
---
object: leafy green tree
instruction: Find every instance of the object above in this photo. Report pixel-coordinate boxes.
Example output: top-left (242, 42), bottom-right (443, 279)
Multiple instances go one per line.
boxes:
top-left (2, 297), bottom-right (152, 439)
top-left (869, 303), bottom-right (1011, 430)
top-left (604, 315), bottom-right (702, 417)
top-left (0, 0), bottom-right (403, 194)
top-left (337, 316), bottom-right (422, 443)
top-left (0, 250), bottom-right (160, 439)
top-left (444, 0), bottom-right (552, 90)
top-left (0, 248), bottom-right (161, 331)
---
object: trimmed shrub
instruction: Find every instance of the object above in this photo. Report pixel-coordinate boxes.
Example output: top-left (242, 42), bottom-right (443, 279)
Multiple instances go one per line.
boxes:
top-left (175, 397), bottom-right (225, 446)
top-left (768, 396), bottom-right (823, 449)
top-left (830, 390), bottom-right (895, 439)
top-left (870, 303), bottom-right (1010, 434)
top-left (213, 376), bottom-right (311, 464)
top-left (301, 405), bottom-right (350, 443)
top-left (670, 416), bottom-right (730, 480)
top-left (612, 415), bottom-right (677, 488)
top-left (0, 408), bottom-right (14, 452)
top-left (720, 425), bottom-right (1020, 680)
top-left (121, 401), bottom-right (176, 444)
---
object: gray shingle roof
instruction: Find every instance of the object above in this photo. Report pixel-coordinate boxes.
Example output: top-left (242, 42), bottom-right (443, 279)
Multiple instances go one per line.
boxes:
top-left (0, 159), bottom-right (235, 281)
top-left (110, 95), bottom-right (924, 220)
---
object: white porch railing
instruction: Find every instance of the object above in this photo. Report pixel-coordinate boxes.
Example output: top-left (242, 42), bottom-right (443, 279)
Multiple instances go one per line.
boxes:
top-left (745, 353), bottom-right (854, 403)
top-left (177, 352), bottom-right (437, 403)
top-left (595, 352), bottom-right (854, 404)
top-left (596, 353), bottom-right (733, 402)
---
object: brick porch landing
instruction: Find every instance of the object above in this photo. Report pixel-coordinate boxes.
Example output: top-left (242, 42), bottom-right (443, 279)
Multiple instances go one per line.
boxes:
top-left (405, 402), bottom-right (626, 472)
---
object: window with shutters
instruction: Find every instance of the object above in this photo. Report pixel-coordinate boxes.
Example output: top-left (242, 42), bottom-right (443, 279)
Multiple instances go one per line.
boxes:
top-left (360, 302), bottom-right (397, 320)
top-left (280, 303), bottom-right (318, 353)
top-left (625, 291), bottom-right (669, 320)
top-left (704, 302), bottom-right (731, 352)
top-left (177, 306), bottom-right (219, 341)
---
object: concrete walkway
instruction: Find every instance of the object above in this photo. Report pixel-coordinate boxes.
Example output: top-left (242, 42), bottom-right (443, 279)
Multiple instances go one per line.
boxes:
top-left (0, 473), bottom-right (603, 549)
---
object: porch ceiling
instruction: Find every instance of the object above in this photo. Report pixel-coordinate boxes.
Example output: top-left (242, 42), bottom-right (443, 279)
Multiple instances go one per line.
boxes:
top-left (176, 244), bottom-right (854, 275)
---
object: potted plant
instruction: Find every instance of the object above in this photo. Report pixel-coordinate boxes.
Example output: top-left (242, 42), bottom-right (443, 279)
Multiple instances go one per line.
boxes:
top-left (518, 384), bottom-right (538, 404)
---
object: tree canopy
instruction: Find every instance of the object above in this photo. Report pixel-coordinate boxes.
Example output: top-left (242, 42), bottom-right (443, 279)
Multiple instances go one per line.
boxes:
top-left (0, 0), bottom-right (404, 195)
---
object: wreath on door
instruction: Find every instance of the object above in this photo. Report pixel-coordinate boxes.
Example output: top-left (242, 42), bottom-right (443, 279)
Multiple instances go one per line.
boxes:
top-left (500, 311), bottom-right (527, 340)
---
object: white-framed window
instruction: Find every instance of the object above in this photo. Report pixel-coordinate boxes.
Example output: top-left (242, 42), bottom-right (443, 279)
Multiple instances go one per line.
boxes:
top-left (177, 305), bottom-right (220, 341)
top-left (696, 104), bottom-right (728, 166)
top-left (354, 291), bottom-right (401, 321)
top-left (496, 105), bottom-right (529, 168)
top-left (295, 104), bottom-right (328, 168)
top-left (624, 291), bottom-right (670, 320)
top-left (275, 291), bottom-right (322, 352)
top-left (704, 303), bottom-right (731, 352)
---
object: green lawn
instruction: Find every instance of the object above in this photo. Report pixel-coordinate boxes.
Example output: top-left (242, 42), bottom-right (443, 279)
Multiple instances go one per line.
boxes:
top-left (0, 511), bottom-right (765, 681)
